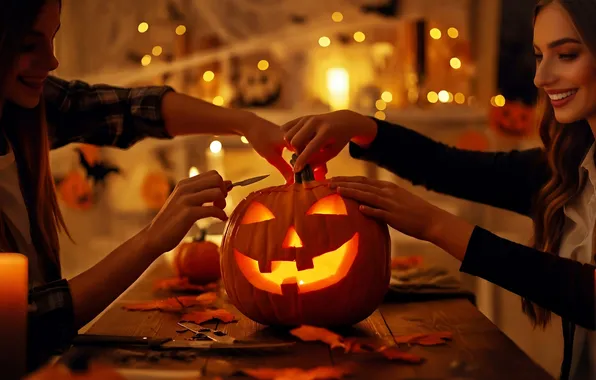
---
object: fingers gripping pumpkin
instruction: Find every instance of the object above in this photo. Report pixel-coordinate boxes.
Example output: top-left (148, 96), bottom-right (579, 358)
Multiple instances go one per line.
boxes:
top-left (220, 157), bottom-right (391, 327)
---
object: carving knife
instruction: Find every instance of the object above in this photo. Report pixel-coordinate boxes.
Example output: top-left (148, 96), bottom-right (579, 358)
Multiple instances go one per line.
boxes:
top-left (71, 334), bottom-right (294, 351)
top-left (226, 174), bottom-right (269, 190)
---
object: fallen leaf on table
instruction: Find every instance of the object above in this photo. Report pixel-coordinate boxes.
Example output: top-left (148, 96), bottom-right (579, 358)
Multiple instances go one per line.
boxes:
top-left (391, 255), bottom-right (423, 270)
top-left (239, 365), bottom-right (352, 380)
top-left (290, 325), bottom-right (425, 364)
top-left (377, 346), bottom-right (425, 363)
top-left (289, 325), bottom-right (345, 349)
top-left (153, 277), bottom-right (218, 293)
top-left (342, 337), bottom-right (378, 354)
top-left (177, 292), bottom-right (218, 307)
top-left (181, 309), bottom-right (236, 324)
top-left (393, 331), bottom-right (453, 346)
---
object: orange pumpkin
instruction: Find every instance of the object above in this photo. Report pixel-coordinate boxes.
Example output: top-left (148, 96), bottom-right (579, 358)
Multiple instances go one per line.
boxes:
top-left (173, 230), bottom-right (221, 285)
top-left (57, 171), bottom-right (93, 210)
top-left (220, 158), bottom-right (391, 327)
top-left (141, 171), bottom-right (172, 210)
top-left (456, 130), bottom-right (489, 151)
top-left (489, 101), bottom-right (536, 137)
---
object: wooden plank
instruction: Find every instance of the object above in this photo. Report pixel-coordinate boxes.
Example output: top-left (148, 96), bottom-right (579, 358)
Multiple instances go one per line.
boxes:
top-left (330, 309), bottom-right (418, 379)
top-left (380, 300), bottom-right (553, 380)
top-left (203, 303), bottom-right (333, 378)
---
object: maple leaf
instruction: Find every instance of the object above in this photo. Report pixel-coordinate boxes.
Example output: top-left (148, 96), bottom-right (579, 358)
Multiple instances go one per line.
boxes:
top-left (239, 365), bottom-right (352, 380)
top-left (289, 325), bottom-right (345, 349)
top-left (393, 331), bottom-right (453, 346)
top-left (181, 309), bottom-right (237, 324)
top-left (391, 255), bottom-right (423, 270)
top-left (341, 337), bottom-right (378, 354)
top-left (377, 346), bottom-right (425, 363)
top-left (290, 325), bottom-right (425, 364)
top-left (176, 292), bottom-right (217, 307)
top-left (153, 277), bottom-right (218, 293)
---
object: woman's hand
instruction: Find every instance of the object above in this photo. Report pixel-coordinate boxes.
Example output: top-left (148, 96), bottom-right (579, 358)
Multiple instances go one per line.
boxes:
top-left (281, 110), bottom-right (378, 172)
top-left (142, 170), bottom-right (230, 257)
top-left (330, 176), bottom-right (474, 261)
top-left (241, 112), bottom-right (294, 183)
top-left (329, 176), bottom-right (444, 241)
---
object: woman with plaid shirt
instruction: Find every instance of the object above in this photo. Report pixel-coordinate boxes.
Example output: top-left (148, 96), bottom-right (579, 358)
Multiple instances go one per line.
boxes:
top-left (1, 1), bottom-right (292, 372)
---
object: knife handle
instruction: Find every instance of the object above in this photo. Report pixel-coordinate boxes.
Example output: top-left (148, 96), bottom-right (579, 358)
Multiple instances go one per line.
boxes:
top-left (72, 334), bottom-right (172, 349)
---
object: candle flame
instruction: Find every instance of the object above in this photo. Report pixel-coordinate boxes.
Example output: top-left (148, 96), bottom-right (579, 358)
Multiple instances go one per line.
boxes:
top-left (189, 166), bottom-right (199, 178)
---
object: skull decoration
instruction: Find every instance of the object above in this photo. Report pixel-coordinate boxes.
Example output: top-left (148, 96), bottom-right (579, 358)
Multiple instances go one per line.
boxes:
top-left (220, 159), bottom-right (391, 327)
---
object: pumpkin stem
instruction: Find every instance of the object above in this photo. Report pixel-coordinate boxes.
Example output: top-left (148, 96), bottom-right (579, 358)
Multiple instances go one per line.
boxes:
top-left (290, 153), bottom-right (315, 183)
top-left (193, 229), bottom-right (207, 242)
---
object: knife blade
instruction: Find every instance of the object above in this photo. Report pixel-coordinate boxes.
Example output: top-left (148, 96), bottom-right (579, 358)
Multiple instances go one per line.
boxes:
top-left (227, 174), bottom-right (269, 190)
top-left (71, 334), bottom-right (294, 351)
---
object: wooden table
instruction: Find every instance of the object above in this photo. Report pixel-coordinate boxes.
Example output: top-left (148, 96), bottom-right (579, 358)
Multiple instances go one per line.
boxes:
top-left (77, 258), bottom-right (553, 380)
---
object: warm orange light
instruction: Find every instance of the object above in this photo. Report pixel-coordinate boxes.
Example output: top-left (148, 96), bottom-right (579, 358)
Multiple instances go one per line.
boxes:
top-left (282, 226), bottom-right (303, 248)
top-left (306, 194), bottom-right (347, 215)
top-left (241, 202), bottom-right (275, 224)
top-left (234, 233), bottom-right (359, 295)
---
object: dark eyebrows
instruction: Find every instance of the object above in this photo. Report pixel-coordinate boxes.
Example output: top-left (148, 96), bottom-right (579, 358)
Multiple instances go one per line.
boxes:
top-left (534, 37), bottom-right (582, 51)
top-left (25, 24), bottom-right (61, 39)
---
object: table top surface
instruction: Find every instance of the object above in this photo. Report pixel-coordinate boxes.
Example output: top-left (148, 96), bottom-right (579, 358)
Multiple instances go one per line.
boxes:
top-left (73, 258), bottom-right (553, 380)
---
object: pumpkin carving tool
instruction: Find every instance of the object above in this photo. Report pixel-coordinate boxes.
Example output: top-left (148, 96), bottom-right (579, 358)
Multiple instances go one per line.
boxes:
top-left (226, 174), bottom-right (269, 190)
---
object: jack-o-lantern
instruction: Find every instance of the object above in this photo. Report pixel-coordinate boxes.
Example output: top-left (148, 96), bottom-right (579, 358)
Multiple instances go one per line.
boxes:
top-left (173, 230), bottom-right (221, 285)
top-left (141, 171), bottom-right (172, 210)
top-left (57, 171), bottom-right (94, 210)
top-left (220, 158), bottom-right (391, 327)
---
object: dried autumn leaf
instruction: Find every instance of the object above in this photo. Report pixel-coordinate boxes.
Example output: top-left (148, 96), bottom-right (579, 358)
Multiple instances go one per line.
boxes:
top-left (393, 331), bottom-right (453, 346)
top-left (289, 325), bottom-right (345, 349)
top-left (342, 337), bottom-right (378, 354)
top-left (176, 292), bottom-right (217, 307)
top-left (153, 277), bottom-right (218, 293)
top-left (391, 255), bottom-right (423, 270)
top-left (239, 365), bottom-right (351, 380)
top-left (181, 309), bottom-right (237, 325)
top-left (377, 346), bottom-right (424, 363)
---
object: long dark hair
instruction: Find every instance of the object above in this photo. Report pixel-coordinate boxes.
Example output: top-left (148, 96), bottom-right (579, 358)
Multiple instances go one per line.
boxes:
top-left (0, 0), bottom-right (68, 281)
top-left (526, 0), bottom-right (596, 328)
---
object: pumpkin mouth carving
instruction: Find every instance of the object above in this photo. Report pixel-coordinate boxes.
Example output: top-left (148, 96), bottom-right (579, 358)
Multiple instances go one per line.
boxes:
top-left (233, 233), bottom-right (359, 295)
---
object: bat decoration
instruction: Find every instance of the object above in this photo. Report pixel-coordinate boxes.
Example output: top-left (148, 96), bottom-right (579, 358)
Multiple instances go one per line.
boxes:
top-left (75, 148), bottom-right (121, 186)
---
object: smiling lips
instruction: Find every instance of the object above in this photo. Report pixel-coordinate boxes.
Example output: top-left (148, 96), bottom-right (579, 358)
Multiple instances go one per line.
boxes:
top-left (234, 233), bottom-right (360, 295)
top-left (547, 88), bottom-right (578, 108)
top-left (18, 76), bottom-right (46, 91)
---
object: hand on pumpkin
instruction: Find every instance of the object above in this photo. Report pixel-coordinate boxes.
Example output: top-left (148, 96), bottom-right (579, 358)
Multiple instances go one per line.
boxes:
top-left (281, 110), bottom-right (378, 173)
top-left (240, 112), bottom-right (295, 184)
top-left (329, 176), bottom-right (446, 242)
top-left (142, 170), bottom-right (230, 257)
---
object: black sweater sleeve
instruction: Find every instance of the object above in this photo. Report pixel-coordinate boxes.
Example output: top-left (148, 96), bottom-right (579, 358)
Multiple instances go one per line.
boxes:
top-left (462, 226), bottom-right (595, 330)
top-left (348, 118), bottom-right (595, 329)
top-left (349, 119), bottom-right (550, 217)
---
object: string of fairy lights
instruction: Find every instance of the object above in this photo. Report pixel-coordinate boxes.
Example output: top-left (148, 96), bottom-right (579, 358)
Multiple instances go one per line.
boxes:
top-left (134, 11), bottom-right (506, 155)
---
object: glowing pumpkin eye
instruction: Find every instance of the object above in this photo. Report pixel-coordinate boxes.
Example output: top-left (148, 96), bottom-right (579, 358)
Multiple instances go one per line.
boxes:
top-left (241, 201), bottom-right (275, 224)
top-left (306, 194), bottom-right (347, 215)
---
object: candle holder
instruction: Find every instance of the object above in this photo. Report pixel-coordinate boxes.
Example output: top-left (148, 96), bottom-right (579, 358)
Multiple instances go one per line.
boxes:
top-left (0, 253), bottom-right (28, 380)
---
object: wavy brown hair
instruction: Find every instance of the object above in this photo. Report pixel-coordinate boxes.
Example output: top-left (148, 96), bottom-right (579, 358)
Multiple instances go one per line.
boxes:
top-left (525, 0), bottom-right (596, 328)
top-left (0, 0), bottom-right (68, 282)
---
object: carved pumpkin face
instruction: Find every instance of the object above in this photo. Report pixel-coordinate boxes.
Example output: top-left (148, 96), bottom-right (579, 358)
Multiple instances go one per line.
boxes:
top-left (220, 179), bottom-right (391, 327)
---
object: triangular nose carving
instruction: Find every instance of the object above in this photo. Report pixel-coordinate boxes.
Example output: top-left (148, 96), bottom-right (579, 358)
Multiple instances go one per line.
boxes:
top-left (282, 226), bottom-right (303, 248)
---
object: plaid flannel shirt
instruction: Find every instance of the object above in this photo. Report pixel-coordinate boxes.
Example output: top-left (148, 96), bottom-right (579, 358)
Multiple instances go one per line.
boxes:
top-left (27, 76), bottom-right (175, 369)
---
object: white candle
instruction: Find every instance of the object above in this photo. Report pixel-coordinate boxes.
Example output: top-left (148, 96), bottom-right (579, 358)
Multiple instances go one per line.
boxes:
top-left (0, 253), bottom-right (28, 379)
top-left (326, 67), bottom-right (350, 111)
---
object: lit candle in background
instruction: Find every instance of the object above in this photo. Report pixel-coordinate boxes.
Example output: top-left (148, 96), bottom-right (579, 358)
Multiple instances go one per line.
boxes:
top-left (0, 253), bottom-right (28, 379)
top-left (326, 68), bottom-right (350, 111)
